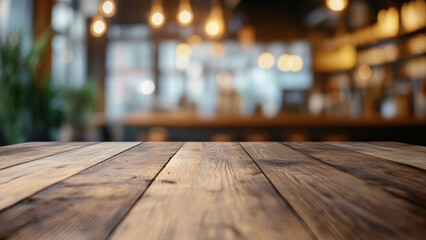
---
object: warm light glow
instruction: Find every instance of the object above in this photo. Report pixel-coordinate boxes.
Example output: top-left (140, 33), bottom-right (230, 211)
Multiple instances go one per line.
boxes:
top-left (401, 0), bottom-right (426, 33)
top-left (277, 54), bottom-right (292, 72)
top-left (314, 45), bottom-right (356, 72)
top-left (257, 52), bottom-right (275, 69)
top-left (326, 0), bottom-right (348, 12)
top-left (100, 0), bottom-right (116, 17)
top-left (292, 55), bottom-right (304, 72)
top-left (205, 5), bottom-right (225, 38)
top-left (149, 2), bottom-right (165, 28)
top-left (151, 12), bottom-right (165, 27)
top-left (206, 21), bottom-right (220, 36)
top-left (177, 0), bottom-right (193, 26)
top-left (209, 41), bottom-right (226, 58)
top-left (238, 25), bottom-right (255, 50)
top-left (407, 34), bottom-right (426, 55)
top-left (138, 80), bottom-right (155, 95)
top-left (90, 15), bottom-right (107, 37)
top-left (187, 35), bottom-right (203, 47)
top-left (179, 10), bottom-right (193, 25)
top-left (358, 43), bottom-right (398, 65)
top-left (277, 54), bottom-right (304, 72)
top-left (216, 70), bottom-right (233, 90)
top-left (377, 7), bottom-right (399, 39)
top-left (355, 64), bottom-right (372, 87)
top-left (176, 43), bottom-right (192, 60)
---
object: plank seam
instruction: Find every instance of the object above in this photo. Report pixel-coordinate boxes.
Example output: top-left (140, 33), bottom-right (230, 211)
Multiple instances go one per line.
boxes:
top-left (105, 142), bottom-right (186, 239)
top-left (0, 142), bottom-right (99, 171)
top-left (323, 142), bottom-right (426, 172)
top-left (282, 142), bottom-right (426, 208)
top-left (367, 141), bottom-right (426, 155)
top-left (0, 142), bottom-right (144, 215)
top-left (238, 142), bottom-right (318, 240)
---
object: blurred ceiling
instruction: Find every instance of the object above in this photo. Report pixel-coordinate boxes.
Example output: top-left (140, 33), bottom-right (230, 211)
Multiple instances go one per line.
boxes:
top-left (80, 0), bottom-right (412, 41)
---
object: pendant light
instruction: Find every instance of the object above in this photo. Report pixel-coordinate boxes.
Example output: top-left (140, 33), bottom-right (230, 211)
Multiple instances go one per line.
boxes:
top-left (326, 0), bottom-right (348, 12)
top-left (149, 0), bottom-right (166, 28)
top-left (177, 0), bottom-right (194, 26)
top-left (99, 0), bottom-right (116, 17)
top-left (90, 14), bottom-right (107, 37)
top-left (204, 0), bottom-right (225, 38)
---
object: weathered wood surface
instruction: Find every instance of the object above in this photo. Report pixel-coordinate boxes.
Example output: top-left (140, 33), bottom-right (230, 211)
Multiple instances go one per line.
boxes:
top-left (0, 142), bottom-right (94, 169)
top-left (242, 142), bottom-right (425, 239)
top-left (328, 142), bottom-right (426, 170)
top-left (0, 142), bottom-right (182, 240)
top-left (111, 142), bottom-right (313, 240)
top-left (0, 142), bottom-right (424, 239)
top-left (370, 141), bottom-right (426, 154)
top-left (0, 142), bottom-right (139, 210)
top-left (285, 142), bottom-right (426, 207)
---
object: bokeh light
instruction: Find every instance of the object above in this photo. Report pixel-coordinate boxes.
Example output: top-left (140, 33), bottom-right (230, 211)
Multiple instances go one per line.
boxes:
top-left (177, 1), bottom-right (193, 26)
top-left (326, 0), bottom-right (348, 12)
top-left (90, 15), bottom-right (107, 37)
top-left (216, 70), bottom-right (233, 91)
top-left (138, 80), bottom-right (156, 95)
top-left (257, 52), bottom-right (275, 69)
top-left (100, 0), bottom-right (116, 17)
top-left (175, 43), bottom-right (192, 60)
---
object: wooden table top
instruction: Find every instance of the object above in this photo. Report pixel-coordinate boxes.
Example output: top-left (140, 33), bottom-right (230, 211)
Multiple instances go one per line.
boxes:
top-left (0, 142), bottom-right (425, 239)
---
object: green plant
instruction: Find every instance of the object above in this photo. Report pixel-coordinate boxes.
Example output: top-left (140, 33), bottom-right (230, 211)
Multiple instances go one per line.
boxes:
top-left (0, 31), bottom-right (64, 144)
top-left (63, 79), bottom-right (98, 128)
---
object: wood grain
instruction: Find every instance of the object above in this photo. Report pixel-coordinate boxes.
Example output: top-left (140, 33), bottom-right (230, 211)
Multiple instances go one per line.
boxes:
top-left (370, 142), bottom-right (426, 154)
top-left (242, 142), bottom-right (426, 240)
top-left (0, 142), bottom-right (94, 169)
top-left (285, 142), bottom-right (426, 207)
top-left (328, 142), bottom-right (426, 170)
top-left (0, 142), bottom-right (139, 211)
top-left (0, 142), bottom-right (182, 240)
top-left (111, 142), bottom-right (313, 240)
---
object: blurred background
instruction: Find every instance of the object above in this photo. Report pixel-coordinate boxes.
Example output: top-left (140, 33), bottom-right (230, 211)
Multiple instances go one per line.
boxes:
top-left (0, 0), bottom-right (425, 145)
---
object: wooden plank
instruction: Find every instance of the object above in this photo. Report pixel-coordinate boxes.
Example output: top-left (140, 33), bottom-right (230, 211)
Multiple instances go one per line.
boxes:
top-left (111, 142), bottom-right (313, 240)
top-left (242, 142), bottom-right (426, 239)
top-left (0, 142), bottom-right (95, 170)
top-left (0, 142), bottom-right (182, 240)
top-left (0, 142), bottom-right (139, 211)
top-left (370, 142), bottom-right (426, 154)
top-left (285, 142), bottom-right (426, 207)
top-left (327, 142), bottom-right (426, 170)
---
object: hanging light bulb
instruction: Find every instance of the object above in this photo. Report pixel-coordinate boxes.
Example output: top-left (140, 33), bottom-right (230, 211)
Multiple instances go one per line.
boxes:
top-left (177, 0), bottom-right (194, 26)
top-left (99, 0), bottom-right (116, 17)
top-left (149, 0), bottom-right (165, 28)
top-left (90, 14), bottom-right (107, 37)
top-left (326, 0), bottom-right (348, 12)
top-left (204, 0), bottom-right (225, 38)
